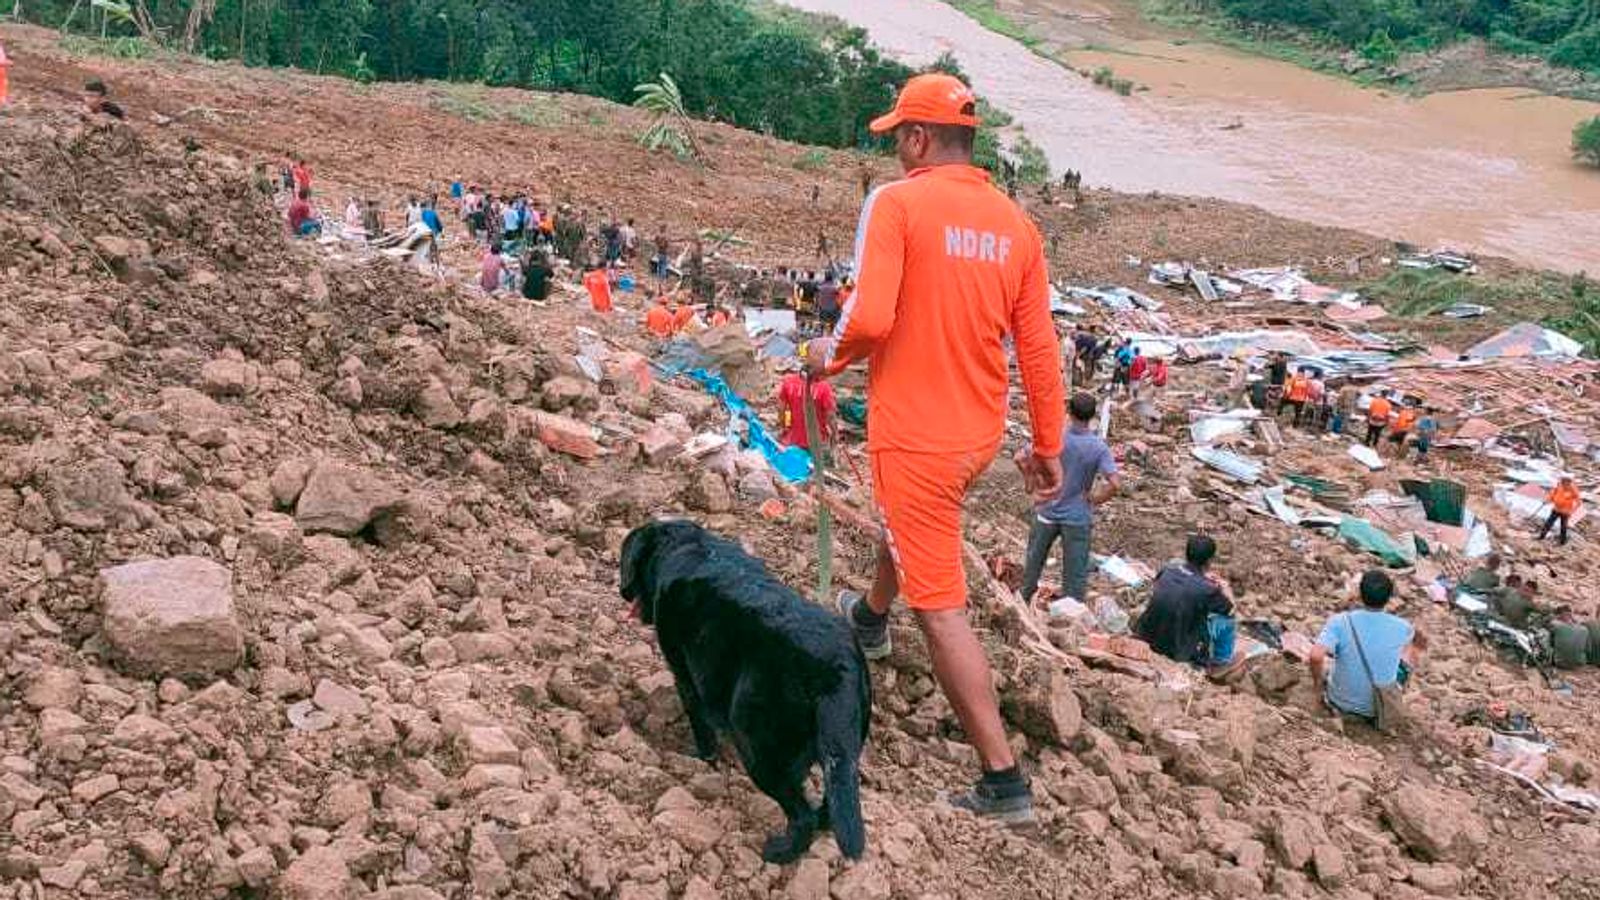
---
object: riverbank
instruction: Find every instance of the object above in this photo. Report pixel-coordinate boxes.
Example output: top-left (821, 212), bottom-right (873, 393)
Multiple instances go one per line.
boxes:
top-left (941, 0), bottom-right (1600, 103)
top-left (781, 0), bottom-right (1600, 275)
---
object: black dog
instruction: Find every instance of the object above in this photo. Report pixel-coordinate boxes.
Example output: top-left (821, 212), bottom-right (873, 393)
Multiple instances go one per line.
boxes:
top-left (620, 520), bottom-right (870, 863)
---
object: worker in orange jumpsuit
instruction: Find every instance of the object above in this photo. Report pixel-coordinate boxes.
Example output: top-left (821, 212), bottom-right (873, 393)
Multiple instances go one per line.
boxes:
top-left (644, 296), bottom-right (674, 338)
top-left (1364, 391), bottom-right (1393, 448)
top-left (1540, 475), bottom-right (1582, 546)
top-left (1388, 402), bottom-right (1419, 457)
top-left (1283, 367), bottom-right (1311, 427)
top-left (805, 73), bottom-right (1064, 825)
top-left (670, 301), bottom-right (695, 334)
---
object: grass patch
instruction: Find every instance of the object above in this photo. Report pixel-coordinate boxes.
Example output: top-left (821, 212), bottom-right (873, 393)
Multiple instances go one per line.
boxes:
top-left (943, 0), bottom-right (1041, 49)
top-left (792, 148), bottom-right (830, 171)
top-left (59, 34), bottom-right (161, 61)
top-left (1359, 268), bottom-right (1596, 353)
top-left (505, 100), bottom-right (566, 128)
top-left (1135, 0), bottom-right (1418, 92)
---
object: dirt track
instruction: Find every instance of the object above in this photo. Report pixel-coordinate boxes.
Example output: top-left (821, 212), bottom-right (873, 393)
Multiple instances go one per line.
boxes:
top-left (2, 23), bottom-right (1599, 900)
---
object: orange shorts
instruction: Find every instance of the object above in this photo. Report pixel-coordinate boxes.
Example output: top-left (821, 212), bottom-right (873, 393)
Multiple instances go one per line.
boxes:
top-left (870, 445), bottom-right (997, 612)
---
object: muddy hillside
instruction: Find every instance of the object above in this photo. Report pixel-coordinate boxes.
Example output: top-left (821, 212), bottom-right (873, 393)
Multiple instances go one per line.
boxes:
top-left (2, 26), bottom-right (1599, 900)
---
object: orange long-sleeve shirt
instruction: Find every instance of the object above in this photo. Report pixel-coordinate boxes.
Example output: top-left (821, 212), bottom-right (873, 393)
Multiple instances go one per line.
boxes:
top-left (1550, 483), bottom-right (1581, 516)
top-left (825, 165), bottom-right (1064, 457)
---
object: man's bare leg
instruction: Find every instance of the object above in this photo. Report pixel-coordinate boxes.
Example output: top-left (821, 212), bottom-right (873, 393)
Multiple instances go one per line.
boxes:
top-left (865, 541), bottom-right (898, 616)
top-left (916, 607), bottom-right (1015, 772)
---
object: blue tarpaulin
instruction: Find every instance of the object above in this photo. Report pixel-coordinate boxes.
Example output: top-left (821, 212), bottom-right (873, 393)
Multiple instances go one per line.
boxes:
top-left (684, 369), bottom-right (813, 483)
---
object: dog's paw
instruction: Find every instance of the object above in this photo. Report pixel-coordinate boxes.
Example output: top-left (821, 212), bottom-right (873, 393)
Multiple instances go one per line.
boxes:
top-left (760, 833), bottom-right (805, 865)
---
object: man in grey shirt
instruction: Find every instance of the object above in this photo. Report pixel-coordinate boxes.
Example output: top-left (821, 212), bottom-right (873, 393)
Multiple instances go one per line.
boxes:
top-left (1020, 392), bottom-right (1119, 604)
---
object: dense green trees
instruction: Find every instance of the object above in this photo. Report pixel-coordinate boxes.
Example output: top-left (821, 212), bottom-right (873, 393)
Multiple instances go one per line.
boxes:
top-left (28, 0), bottom-right (916, 149)
top-left (1177, 0), bottom-right (1600, 73)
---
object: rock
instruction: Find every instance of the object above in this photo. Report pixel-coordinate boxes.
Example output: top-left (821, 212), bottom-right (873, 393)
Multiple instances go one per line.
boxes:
top-left (1310, 843), bottom-right (1346, 888)
top-left (112, 713), bottom-right (180, 747)
top-left (247, 511), bottom-right (305, 569)
top-left (683, 876), bottom-right (718, 900)
top-left (46, 457), bottom-right (136, 531)
top-left (451, 632), bottom-right (514, 662)
top-left (271, 457), bottom-right (315, 508)
top-left (789, 857), bottom-right (831, 900)
top-left (738, 469), bottom-right (779, 501)
top-left (830, 860), bottom-right (891, 900)
top-left (100, 556), bottom-right (244, 678)
top-left (1381, 782), bottom-right (1488, 863)
top-left (313, 680), bottom-right (370, 718)
top-left (236, 846), bottom-right (278, 887)
top-left (39, 860), bottom-right (88, 890)
top-left (201, 357), bottom-right (258, 396)
top-left (532, 411), bottom-right (602, 459)
top-left (1410, 863), bottom-right (1466, 896)
top-left (652, 807), bottom-right (723, 854)
top-left (468, 824), bottom-right (511, 896)
top-left (460, 727), bottom-right (521, 765)
top-left (688, 471), bottom-right (733, 513)
top-left (71, 773), bottom-right (120, 804)
top-left (131, 830), bottom-right (172, 868)
top-left (295, 463), bottom-right (403, 536)
top-left (281, 846), bottom-right (354, 900)
top-left (415, 378), bottom-right (463, 429)
top-left (1000, 658), bottom-right (1081, 745)
top-left (23, 667), bottom-right (83, 711)
top-left (636, 425), bottom-right (683, 465)
top-left (541, 375), bottom-right (595, 413)
top-left (1270, 808), bottom-right (1325, 870)
top-left (320, 779), bottom-right (373, 826)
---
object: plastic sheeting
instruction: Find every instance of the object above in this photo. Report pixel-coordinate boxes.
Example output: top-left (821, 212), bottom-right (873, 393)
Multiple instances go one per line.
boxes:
top-left (1465, 322), bottom-right (1585, 360)
top-left (682, 369), bottom-right (813, 483)
top-left (1338, 516), bottom-right (1414, 567)
top-left (1191, 446), bottom-right (1265, 483)
top-left (1348, 445), bottom-right (1385, 471)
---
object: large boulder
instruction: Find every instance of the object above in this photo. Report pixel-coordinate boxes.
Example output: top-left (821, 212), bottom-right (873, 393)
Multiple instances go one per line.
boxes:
top-left (46, 458), bottom-right (137, 531)
top-left (101, 557), bottom-right (244, 678)
top-left (1382, 782), bottom-right (1489, 863)
top-left (295, 463), bottom-right (403, 536)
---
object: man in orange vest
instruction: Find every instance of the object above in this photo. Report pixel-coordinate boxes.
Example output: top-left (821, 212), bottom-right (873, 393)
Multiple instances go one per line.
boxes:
top-left (1364, 391), bottom-right (1393, 448)
top-left (1540, 475), bottom-right (1581, 546)
top-left (804, 73), bottom-right (1065, 824)
top-left (1388, 401), bottom-right (1419, 457)
top-left (1284, 367), bottom-right (1312, 427)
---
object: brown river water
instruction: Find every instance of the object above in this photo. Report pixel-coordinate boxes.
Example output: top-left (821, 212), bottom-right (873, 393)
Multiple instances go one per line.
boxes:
top-left (783, 0), bottom-right (1600, 273)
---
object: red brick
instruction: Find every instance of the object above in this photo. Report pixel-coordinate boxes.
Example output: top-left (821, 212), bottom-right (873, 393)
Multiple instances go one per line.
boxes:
top-left (534, 412), bottom-right (602, 459)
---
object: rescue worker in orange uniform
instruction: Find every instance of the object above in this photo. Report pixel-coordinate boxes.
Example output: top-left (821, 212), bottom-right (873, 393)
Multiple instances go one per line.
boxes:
top-left (644, 296), bottom-right (674, 338)
top-left (1389, 402), bottom-right (1419, 457)
top-left (1540, 475), bottom-right (1581, 546)
top-left (1364, 391), bottom-right (1393, 448)
top-left (1284, 367), bottom-right (1312, 427)
top-left (804, 73), bottom-right (1064, 824)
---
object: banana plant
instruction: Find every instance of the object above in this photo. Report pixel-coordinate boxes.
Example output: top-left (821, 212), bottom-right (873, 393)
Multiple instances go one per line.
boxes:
top-left (633, 72), bottom-right (705, 164)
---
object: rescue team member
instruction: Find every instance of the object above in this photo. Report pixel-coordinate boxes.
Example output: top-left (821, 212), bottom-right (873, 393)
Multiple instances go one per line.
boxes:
top-left (644, 296), bottom-right (674, 338)
top-left (0, 41), bottom-right (11, 107)
top-left (775, 369), bottom-right (836, 451)
top-left (1540, 475), bottom-right (1581, 546)
top-left (1364, 391), bottom-right (1392, 448)
top-left (804, 73), bottom-right (1065, 825)
top-left (1284, 367), bottom-right (1311, 427)
top-left (1389, 402), bottom-right (1418, 456)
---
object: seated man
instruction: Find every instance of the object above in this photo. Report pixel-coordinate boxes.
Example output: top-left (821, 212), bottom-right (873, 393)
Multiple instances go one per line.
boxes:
top-left (1489, 575), bottom-right (1535, 630)
top-left (287, 188), bottom-right (321, 237)
top-left (1310, 570), bottom-right (1428, 721)
top-left (1134, 534), bottom-right (1234, 666)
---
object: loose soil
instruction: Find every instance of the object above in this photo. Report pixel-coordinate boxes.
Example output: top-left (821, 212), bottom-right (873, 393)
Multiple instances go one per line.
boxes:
top-left (1, 23), bottom-right (1598, 900)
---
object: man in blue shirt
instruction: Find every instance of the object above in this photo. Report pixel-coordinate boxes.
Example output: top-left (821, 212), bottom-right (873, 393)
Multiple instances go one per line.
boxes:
top-left (420, 200), bottom-right (443, 236)
top-left (1020, 392), bottom-right (1119, 604)
top-left (1311, 570), bottom-right (1428, 720)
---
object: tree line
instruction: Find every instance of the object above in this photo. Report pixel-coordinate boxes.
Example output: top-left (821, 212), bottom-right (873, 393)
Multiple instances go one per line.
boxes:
top-left (27, 0), bottom-right (917, 149)
top-left (1173, 0), bottom-right (1600, 72)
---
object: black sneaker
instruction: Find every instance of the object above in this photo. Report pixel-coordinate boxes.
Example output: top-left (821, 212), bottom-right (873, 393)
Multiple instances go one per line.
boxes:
top-left (838, 590), bottom-right (890, 661)
top-left (942, 776), bottom-right (1036, 826)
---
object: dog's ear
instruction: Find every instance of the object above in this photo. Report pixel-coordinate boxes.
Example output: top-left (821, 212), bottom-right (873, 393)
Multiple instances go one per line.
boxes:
top-left (619, 523), bottom-right (656, 603)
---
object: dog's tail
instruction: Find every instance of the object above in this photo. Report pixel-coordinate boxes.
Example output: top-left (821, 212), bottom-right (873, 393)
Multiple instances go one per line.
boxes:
top-left (816, 682), bottom-right (867, 859)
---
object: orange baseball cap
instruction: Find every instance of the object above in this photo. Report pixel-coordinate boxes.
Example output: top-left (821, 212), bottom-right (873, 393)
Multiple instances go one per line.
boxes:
top-left (869, 73), bottom-right (980, 134)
